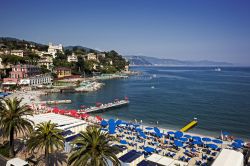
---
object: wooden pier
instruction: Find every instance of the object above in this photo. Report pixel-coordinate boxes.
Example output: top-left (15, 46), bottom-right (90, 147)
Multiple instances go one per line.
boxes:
top-left (81, 99), bottom-right (129, 113)
top-left (41, 100), bottom-right (72, 105)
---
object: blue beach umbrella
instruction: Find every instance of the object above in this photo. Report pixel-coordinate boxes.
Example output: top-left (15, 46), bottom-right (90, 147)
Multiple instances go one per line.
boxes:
top-left (167, 131), bottom-right (175, 136)
top-left (174, 140), bottom-right (183, 147)
top-left (145, 127), bottom-right (153, 130)
top-left (202, 137), bottom-right (211, 142)
top-left (231, 142), bottom-right (243, 149)
top-left (120, 140), bottom-right (127, 145)
top-left (108, 119), bottom-right (116, 134)
top-left (207, 144), bottom-right (218, 149)
top-left (133, 124), bottom-right (140, 127)
top-left (154, 127), bottom-right (162, 137)
top-left (212, 139), bottom-right (223, 144)
top-left (115, 120), bottom-right (122, 126)
top-left (179, 137), bottom-right (188, 142)
top-left (175, 131), bottom-right (183, 139)
top-left (144, 146), bottom-right (155, 153)
top-left (234, 139), bottom-right (244, 144)
top-left (183, 134), bottom-right (192, 138)
top-left (192, 141), bottom-right (203, 145)
top-left (136, 128), bottom-right (142, 132)
top-left (222, 131), bottom-right (230, 136)
top-left (139, 131), bottom-right (146, 139)
top-left (101, 120), bottom-right (108, 127)
top-left (192, 136), bottom-right (201, 141)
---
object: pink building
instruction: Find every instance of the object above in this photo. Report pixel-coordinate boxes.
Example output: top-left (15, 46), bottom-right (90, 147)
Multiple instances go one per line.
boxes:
top-left (3, 64), bottom-right (41, 84)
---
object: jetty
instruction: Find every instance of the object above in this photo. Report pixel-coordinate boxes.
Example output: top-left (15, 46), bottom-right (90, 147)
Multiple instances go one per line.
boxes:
top-left (81, 99), bottom-right (129, 113)
top-left (41, 100), bottom-right (72, 105)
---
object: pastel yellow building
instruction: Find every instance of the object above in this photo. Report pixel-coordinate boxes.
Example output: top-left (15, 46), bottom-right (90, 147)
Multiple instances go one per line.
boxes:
top-left (55, 67), bottom-right (72, 78)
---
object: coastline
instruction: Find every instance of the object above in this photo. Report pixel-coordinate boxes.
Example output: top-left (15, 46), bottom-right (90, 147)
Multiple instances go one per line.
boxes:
top-left (7, 89), bottom-right (248, 142)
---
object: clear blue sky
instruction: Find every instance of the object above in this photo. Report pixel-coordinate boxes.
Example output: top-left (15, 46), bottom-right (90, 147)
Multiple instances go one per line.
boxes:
top-left (1, 0), bottom-right (250, 65)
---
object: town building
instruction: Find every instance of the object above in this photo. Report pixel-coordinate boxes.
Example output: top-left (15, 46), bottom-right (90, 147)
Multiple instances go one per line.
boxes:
top-left (19, 74), bottom-right (52, 86)
top-left (67, 53), bottom-right (78, 62)
top-left (97, 53), bottom-right (105, 58)
top-left (38, 56), bottom-right (53, 70)
top-left (84, 53), bottom-right (97, 61)
top-left (10, 50), bottom-right (24, 57)
top-left (47, 42), bottom-right (63, 58)
top-left (55, 67), bottom-right (72, 78)
top-left (3, 64), bottom-right (41, 85)
top-left (34, 50), bottom-right (47, 57)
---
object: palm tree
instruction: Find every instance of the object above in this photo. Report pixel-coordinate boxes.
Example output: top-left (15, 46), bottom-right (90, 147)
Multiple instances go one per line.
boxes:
top-left (27, 121), bottom-right (64, 166)
top-left (0, 97), bottom-right (33, 157)
top-left (68, 126), bottom-right (120, 166)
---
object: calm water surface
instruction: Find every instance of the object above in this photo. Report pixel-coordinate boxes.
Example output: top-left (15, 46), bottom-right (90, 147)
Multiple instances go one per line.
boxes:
top-left (41, 67), bottom-right (250, 140)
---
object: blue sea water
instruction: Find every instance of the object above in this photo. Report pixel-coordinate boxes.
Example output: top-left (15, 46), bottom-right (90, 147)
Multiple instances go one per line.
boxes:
top-left (41, 67), bottom-right (250, 140)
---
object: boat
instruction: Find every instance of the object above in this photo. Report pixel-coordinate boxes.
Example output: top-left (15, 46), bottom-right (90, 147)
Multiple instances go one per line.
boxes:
top-left (215, 68), bottom-right (221, 71)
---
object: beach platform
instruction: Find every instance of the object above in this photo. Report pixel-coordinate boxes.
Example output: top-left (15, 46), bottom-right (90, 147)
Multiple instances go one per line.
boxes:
top-left (83, 99), bottom-right (129, 113)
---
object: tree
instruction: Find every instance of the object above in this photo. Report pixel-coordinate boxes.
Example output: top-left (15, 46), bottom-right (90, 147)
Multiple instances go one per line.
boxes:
top-left (40, 65), bottom-right (50, 74)
top-left (27, 121), bottom-right (64, 166)
top-left (0, 97), bottom-right (33, 157)
top-left (68, 126), bottom-right (120, 166)
top-left (24, 53), bottom-right (40, 65)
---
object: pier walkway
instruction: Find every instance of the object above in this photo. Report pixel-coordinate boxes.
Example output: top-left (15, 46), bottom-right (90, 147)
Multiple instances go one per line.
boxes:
top-left (82, 99), bottom-right (129, 113)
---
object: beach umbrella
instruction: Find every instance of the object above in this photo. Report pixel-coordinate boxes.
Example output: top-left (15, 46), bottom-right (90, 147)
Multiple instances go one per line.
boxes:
top-left (175, 131), bottom-right (183, 139)
top-left (108, 119), bottom-right (115, 123)
top-left (183, 134), bottom-right (192, 138)
top-left (234, 139), bottom-right (244, 144)
top-left (95, 116), bottom-right (103, 121)
top-left (212, 139), bottom-right (223, 144)
top-left (139, 131), bottom-right (147, 139)
top-left (192, 136), bottom-right (202, 141)
top-left (120, 140), bottom-right (127, 145)
top-left (133, 124), bottom-right (140, 127)
top-left (222, 131), bottom-right (230, 136)
top-left (108, 119), bottom-right (116, 134)
top-left (81, 113), bottom-right (89, 119)
top-left (145, 127), bottom-right (153, 130)
top-left (231, 142), bottom-right (243, 149)
top-left (202, 137), bottom-right (211, 142)
top-left (174, 140), bottom-right (183, 147)
top-left (179, 137), bottom-right (188, 142)
top-left (167, 131), bottom-right (175, 136)
top-left (207, 144), bottom-right (218, 149)
top-left (59, 110), bottom-right (65, 115)
top-left (144, 146), bottom-right (155, 153)
top-left (136, 128), bottom-right (142, 132)
top-left (154, 127), bottom-right (162, 137)
top-left (115, 120), bottom-right (122, 126)
top-left (192, 141), bottom-right (203, 145)
top-left (101, 120), bottom-right (108, 127)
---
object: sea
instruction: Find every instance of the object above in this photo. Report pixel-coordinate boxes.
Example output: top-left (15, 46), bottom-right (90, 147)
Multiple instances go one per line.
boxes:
top-left (41, 66), bottom-right (250, 140)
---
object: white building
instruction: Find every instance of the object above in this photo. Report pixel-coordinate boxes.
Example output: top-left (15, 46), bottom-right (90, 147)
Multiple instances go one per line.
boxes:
top-left (212, 149), bottom-right (244, 166)
top-left (19, 74), bottom-right (52, 86)
top-left (11, 50), bottom-right (24, 57)
top-left (67, 53), bottom-right (78, 62)
top-left (38, 56), bottom-right (53, 70)
top-left (47, 42), bottom-right (63, 58)
top-left (85, 53), bottom-right (97, 61)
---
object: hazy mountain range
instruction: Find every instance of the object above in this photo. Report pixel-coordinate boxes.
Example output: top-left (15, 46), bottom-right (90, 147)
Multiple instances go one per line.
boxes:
top-left (124, 55), bottom-right (233, 66)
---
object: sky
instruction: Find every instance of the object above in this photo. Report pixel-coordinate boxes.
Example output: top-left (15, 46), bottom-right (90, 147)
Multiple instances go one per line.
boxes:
top-left (1, 0), bottom-right (250, 65)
